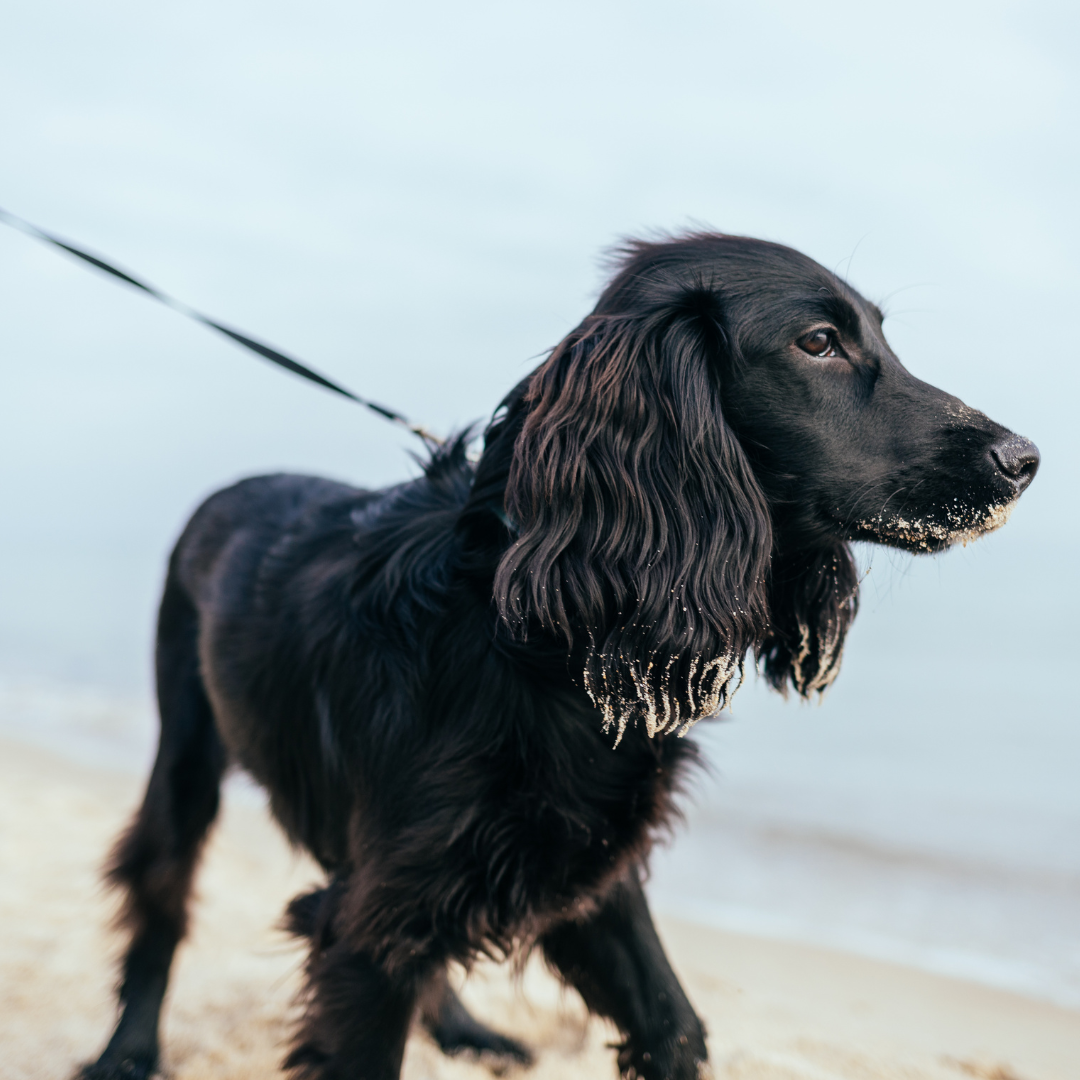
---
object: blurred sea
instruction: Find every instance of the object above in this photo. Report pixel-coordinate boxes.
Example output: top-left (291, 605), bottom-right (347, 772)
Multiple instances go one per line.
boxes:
top-left (651, 532), bottom-right (1080, 1010)
top-left (2, 527), bottom-right (1077, 1009)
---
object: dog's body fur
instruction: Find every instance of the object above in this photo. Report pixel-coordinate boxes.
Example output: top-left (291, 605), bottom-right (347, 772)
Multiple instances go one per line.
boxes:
top-left (82, 234), bottom-right (1038, 1080)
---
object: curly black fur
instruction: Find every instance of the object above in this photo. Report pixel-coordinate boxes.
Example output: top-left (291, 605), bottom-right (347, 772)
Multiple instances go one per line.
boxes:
top-left (80, 232), bottom-right (1037, 1080)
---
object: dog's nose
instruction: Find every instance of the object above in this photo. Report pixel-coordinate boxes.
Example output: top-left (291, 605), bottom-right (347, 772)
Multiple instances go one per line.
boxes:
top-left (989, 434), bottom-right (1040, 494)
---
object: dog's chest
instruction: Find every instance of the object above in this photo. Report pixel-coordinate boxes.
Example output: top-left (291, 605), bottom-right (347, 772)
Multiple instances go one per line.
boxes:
top-left (463, 712), bottom-right (691, 921)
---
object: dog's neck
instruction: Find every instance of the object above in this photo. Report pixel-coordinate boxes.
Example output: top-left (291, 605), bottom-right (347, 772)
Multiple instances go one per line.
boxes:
top-left (459, 384), bottom-right (530, 545)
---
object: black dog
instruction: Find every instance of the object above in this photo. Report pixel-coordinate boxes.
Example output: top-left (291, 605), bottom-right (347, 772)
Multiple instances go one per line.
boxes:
top-left (82, 233), bottom-right (1039, 1080)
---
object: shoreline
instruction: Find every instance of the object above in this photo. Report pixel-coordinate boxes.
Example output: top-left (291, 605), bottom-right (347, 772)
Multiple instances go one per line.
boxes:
top-left (5, 677), bottom-right (1079, 1012)
top-left (2, 736), bottom-right (1078, 1080)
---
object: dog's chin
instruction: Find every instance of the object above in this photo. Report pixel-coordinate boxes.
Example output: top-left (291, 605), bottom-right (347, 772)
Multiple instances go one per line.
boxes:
top-left (849, 498), bottom-right (1016, 554)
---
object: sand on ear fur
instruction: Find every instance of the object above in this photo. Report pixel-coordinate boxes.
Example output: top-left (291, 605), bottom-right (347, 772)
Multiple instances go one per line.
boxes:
top-left (583, 649), bottom-right (740, 747)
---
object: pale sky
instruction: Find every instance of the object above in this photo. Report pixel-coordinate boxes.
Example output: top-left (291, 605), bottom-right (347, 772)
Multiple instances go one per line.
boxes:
top-left (0, 0), bottom-right (1076, 732)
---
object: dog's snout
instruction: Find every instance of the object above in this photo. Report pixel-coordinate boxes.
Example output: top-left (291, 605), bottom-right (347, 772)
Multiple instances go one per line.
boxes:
top-left (990, 434), bottom-right (1040, 494)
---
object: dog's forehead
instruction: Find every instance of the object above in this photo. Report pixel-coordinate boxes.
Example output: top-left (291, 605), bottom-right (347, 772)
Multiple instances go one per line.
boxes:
top-left (719, 256), bottom-right (874, 344)
top-left (719, 242), bottom-right (857, 302)
top-left (674, 238), bottom-right (869, 317)
top-left (606, 234), bottom-right (878, 334)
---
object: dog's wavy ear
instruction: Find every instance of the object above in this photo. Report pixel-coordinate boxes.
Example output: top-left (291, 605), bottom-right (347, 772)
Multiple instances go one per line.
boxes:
top-left (495, 287), bottom-right (772, 742)
top-left (757, 544), bottom-right (859, 696)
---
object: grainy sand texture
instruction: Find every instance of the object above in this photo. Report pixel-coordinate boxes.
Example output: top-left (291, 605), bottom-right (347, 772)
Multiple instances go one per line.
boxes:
top-left (2, 737), bottom-right (1077, 1080)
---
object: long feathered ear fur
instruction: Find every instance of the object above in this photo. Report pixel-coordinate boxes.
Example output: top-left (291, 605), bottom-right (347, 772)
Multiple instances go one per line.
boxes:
top-left (757, 543), bottom-right (859, 697)
top-left (494, 283), bottom-right (773, 743)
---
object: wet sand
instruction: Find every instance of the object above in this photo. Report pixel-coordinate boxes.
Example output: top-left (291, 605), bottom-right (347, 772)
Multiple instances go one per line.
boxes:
top-left (2, 737), bottom-right (1076, 1080)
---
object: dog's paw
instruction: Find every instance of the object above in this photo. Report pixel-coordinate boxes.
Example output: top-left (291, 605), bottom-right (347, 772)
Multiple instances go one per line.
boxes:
top-left (477, 1032), bottom-right (534, 1073)
top-left (616, 1034), bottom-right (708, 1080)
top-left (76, 1052), bottom-right (159, 1080)
top-left (437, 1027), bottom-right (533, 1072)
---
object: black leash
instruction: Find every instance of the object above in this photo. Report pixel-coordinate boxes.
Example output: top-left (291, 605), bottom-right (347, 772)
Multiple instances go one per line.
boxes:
top-left (0, 206), bottom-right (443, 449)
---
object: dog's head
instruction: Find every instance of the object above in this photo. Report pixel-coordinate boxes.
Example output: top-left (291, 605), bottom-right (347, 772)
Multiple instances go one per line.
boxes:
top-left (491, 233), bottom-right (1039, 741)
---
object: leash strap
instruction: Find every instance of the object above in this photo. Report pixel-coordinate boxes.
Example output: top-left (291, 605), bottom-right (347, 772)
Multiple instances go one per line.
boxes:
top-left (0, 206), bottom-right (443, 448)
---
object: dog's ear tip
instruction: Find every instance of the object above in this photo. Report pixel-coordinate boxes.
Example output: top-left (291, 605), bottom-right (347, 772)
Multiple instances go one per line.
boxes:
top-left (759, 542), bottom-right (858, 698)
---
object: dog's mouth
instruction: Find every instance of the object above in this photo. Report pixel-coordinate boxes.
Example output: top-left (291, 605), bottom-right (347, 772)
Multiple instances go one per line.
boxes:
top-left (850, 498), bottom-right (1016, 554)
top-left (828, 423), bottom-right (1040, 554)
top-left (841, 428), bottom-right (1038, 554)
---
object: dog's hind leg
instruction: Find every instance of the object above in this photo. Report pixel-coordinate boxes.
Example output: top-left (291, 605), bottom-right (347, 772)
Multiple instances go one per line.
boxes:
top-left (419, 967), bottom-right (533, 1067)
top-left (282, 890), bottom-right (531, 1072)
top-left (80, 573), bottom-right (226, 1080)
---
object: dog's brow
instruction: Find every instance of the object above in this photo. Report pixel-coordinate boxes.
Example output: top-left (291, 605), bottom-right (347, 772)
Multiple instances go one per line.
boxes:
top-left (812, 291), bottom-right (861, 335)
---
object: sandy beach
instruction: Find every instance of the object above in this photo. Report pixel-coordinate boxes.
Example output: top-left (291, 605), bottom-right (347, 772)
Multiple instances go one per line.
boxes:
top-left (2, 736), bottom-right (1076, 1080)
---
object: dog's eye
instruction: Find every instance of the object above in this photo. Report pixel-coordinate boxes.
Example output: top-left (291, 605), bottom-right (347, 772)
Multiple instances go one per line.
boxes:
top-left (798, 329), bottom-right (840, 358)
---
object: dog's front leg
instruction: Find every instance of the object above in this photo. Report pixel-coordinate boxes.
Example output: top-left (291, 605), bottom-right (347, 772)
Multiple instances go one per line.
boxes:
top-left (541, 869), bottom-right (708, 1080)
top-left (284, 941), bottom-right (423, 1080)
